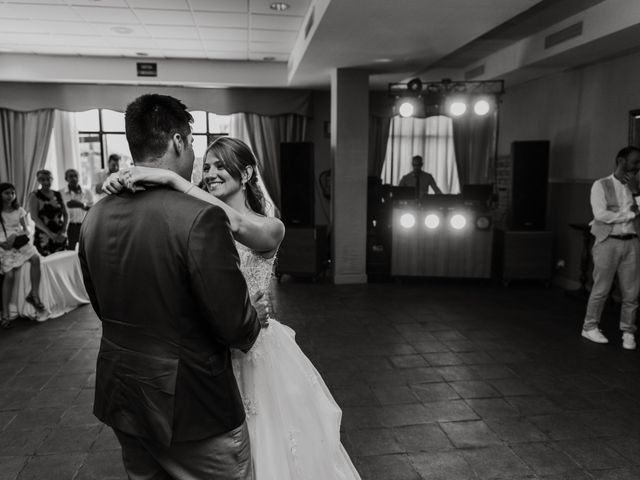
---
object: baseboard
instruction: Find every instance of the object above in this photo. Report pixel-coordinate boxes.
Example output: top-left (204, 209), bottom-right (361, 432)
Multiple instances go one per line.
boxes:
top-left (333, 273), bottom-right (368, 285)
top-left (554, 275), bottom-right (581, 290)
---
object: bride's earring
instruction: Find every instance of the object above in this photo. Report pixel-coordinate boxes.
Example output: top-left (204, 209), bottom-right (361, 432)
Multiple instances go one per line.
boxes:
top-left (241, 181), bottom-right (247, 191)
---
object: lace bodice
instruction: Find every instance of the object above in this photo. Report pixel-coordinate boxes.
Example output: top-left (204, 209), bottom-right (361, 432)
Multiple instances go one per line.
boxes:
top-left (235, 242), bottom-right (276, 297)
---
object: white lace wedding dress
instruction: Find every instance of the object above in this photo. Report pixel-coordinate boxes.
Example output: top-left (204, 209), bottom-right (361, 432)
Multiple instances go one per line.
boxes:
top-left (231, 243), bottom-right (361, 480)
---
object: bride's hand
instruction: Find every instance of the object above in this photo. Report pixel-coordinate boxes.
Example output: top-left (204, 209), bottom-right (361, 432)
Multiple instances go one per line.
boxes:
top-left (126, 166), bottom-right (179, 189)
top-left (102, 171), bottom-right (127, 195)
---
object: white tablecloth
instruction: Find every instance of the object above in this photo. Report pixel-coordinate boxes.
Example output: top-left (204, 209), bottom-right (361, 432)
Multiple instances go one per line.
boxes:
top-left (9, 250), bottom-right (90, 321)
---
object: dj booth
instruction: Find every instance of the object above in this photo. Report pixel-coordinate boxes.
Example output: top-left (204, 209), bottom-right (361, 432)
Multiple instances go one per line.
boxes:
top-left (388, 187), bottom-right (494, 278)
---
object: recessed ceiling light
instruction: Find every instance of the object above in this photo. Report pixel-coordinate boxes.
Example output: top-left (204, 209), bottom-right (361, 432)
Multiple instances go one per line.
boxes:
top-left (111, 26), bottom-right (133, 34)
top-left (136, 52), bottom-right (148, 57)
top-left (270, 2), bottom-right (290, 11)
top-left (373, 58), bottom-right (392, 63)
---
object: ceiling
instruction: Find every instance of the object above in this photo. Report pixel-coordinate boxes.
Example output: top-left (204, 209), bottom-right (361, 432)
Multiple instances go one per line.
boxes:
top-left (0, 0), bottom-right (309, 61)
top-left (0, 0), bottom-right (637, 89)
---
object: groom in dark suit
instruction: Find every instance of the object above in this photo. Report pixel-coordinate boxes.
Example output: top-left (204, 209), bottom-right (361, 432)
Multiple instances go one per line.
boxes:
top-left (79, 94), bottom-right (263, 479)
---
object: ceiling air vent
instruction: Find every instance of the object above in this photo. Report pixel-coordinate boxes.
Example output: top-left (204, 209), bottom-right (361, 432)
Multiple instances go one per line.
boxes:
top-left (465, 64), bottom-right (485, 80)
top-left (304, 7), bottom-right (315, 39)
top-left (545, 21), bottom-right (583, 49)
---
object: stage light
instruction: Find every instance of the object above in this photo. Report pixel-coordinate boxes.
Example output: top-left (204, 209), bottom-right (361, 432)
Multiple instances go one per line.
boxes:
top-left (400, 213), bottom-right (416, 229)
top-left (450, 213), bottom-right (467, 230)
top-left (474, 99), bottom-right (491, 116)
top-left (424, 213), bottom-right (440, 229)
top-left (398, 101), bottom-right (414, 118)
top-left (407, 78), bottom-right (423, 92)
top-left (448, 101), bottom-right (467, 117)
top-left (475, 215), bottom-right (492, 230)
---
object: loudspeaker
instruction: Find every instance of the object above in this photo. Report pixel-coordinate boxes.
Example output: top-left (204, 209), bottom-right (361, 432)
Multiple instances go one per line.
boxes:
top-left (280, 142), bottom-right (314, 227)
top-left (511, 140), bottom-right (549, 230)
top-left (276, 226), bottom-right (328, 278)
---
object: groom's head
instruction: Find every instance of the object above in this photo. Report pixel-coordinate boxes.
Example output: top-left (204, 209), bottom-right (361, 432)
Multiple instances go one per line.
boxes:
top-left (125, 94), bottom-right (194, 179)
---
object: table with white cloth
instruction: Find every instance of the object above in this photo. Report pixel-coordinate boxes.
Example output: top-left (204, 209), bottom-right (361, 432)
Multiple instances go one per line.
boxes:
top-left (8, 250), bottom-right (90, 321)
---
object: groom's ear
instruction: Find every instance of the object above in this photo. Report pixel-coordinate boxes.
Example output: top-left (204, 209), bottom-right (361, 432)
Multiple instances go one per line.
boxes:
top-left (172, 133), bottom-right (184, 156)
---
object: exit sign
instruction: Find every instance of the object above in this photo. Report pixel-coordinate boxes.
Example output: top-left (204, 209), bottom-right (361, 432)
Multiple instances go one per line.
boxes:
top-left (137, 62), bottom-right (157, 77)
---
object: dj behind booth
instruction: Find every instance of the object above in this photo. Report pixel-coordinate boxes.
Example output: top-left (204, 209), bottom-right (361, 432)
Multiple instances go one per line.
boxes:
top-left (367, 180), bottom-right (495, 279)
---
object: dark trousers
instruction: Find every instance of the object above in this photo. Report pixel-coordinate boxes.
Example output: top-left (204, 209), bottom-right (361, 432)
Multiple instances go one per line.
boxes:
top-left (114, 422), bottom-right (253, 480)
top-left (67, 223), bottom-right (82, 251)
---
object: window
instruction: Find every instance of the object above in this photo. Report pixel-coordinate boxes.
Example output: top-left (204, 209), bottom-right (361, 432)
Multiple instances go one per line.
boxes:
top-left (74, 109), bottom-right (230, 188)
top-left (381, 115), bottom-right (460, 194)
top-left (76, 109), bottom-right (133, 190)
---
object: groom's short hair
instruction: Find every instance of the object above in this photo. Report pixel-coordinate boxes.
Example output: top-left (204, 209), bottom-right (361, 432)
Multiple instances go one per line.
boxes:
top-left (125, 94), bottom-right (193, 163)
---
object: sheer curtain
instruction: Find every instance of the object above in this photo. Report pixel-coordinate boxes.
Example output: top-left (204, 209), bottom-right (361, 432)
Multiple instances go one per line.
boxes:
top-left (451, 111), bottom-right (498, 186)
top-left (230, 113), bottom-right (308, 209)
top-left (43, 110), bottom-right (80, 190)
top-left (381, 115), bottom-right (460, 194)
top-left (369, 116), bottom-right (392, 177)
top-left (0, 108), bottom-right (55, 205)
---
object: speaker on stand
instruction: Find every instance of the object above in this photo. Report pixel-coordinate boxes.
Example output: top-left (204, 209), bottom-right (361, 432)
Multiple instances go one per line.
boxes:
top-left (276, 142), bottom-right (329, 279)
top-left (496, 140), bottom-right (553, 284)
top-left (511, 140), bottom-right (549, 230)
top-left (366, 176), bottom-right (392, 280)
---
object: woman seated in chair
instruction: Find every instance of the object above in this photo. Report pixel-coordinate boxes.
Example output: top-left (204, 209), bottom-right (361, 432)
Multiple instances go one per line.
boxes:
top-left (0, 183), bottom-right (44, 328)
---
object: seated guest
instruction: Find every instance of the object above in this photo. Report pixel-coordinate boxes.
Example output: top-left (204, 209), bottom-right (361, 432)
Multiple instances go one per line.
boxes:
top-left (61, 168), bottom-right (93, 250)
top-left (399, 155), bottom-right (443, 199)
top-left (28, 169), bottom-right (68, 256)
top-left (93, 153), bottom-right (121, 202)
top-left (0, 183), bottom-right (44, 328)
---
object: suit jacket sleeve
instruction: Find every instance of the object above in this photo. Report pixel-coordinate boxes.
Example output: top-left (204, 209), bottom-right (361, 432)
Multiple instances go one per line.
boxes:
top-left (187, 205), bottom-right (261, 351)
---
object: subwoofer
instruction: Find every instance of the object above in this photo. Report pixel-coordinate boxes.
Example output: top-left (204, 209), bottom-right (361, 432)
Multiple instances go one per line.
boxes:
top-left (510, 140), bottom-right (549, 230)
top-left (280, 142), bottom-right (314, 227)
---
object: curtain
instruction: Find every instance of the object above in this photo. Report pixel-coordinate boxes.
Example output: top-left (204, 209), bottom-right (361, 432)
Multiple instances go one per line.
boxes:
top-left (381, 115), bottom-right (460, 194)
top-left (451, 111), bottom-right (498, 186)
top-left (230, 113), bottom-right (308, 209)
top-left (52, 111), bottom-right (80, 188)
top-left (0, 108), bottom-right (55, 206)
top-left (369, 116), bottom-right (391, 177)
top-left (43, 110), bottom-right (80, 190)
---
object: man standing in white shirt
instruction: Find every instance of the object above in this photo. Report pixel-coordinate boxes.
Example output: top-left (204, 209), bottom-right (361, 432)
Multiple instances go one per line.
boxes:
top-left (583, 146), bottom-right (640, 350)
top-left (61, 168), bottom-right (93, 250)
top-left (93, 153), bottom-right (121, 203)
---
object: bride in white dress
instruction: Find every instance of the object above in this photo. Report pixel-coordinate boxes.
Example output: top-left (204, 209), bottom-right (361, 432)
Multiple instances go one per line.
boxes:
top-left (107, 137), bottom-right (360, 480)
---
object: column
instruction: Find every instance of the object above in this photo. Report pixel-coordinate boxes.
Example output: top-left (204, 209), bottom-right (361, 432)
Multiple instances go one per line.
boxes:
top-left (331, 68), bottom-right (369, 284)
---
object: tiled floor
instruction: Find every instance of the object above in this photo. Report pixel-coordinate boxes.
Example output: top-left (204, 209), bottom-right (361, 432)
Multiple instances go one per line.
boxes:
top-left (1, 280), bottom-right (640, 479)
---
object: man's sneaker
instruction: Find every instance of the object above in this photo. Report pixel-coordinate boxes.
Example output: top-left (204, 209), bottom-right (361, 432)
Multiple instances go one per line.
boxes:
top-left (581, 328), bottom-right (609, 344)
top-left (622, 333), bottom-right (637, 350)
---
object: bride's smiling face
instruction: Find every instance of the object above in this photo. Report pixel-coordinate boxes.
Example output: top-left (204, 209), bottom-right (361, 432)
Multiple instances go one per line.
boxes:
top-left (202, 154), bottom-right (242, 200)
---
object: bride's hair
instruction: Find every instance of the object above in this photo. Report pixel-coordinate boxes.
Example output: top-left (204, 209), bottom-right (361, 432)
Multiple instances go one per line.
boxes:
top-left (204, 137), bottom-right (267, 216)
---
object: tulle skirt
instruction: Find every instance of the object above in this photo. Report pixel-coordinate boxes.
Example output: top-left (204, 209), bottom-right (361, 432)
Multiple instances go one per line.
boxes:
top-left (232, 320), bottom-right (360, 480)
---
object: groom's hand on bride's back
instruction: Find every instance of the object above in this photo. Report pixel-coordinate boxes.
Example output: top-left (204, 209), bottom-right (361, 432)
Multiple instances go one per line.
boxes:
top-left (251, 291), bottom-right (269, 328)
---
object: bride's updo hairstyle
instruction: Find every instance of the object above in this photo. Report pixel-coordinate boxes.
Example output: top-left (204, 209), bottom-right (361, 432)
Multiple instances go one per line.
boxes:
top-left (205, 137), bottom-right (267, 216)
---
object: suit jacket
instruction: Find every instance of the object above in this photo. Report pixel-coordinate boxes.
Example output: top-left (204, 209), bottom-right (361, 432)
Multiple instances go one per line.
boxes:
top-left (79, 187), bottom-right (261, 446)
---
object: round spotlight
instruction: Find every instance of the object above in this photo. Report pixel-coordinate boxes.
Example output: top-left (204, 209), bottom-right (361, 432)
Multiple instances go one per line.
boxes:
top-left (450, 213), bottom-right (467, 230)
top-left (474, 99), bottom-right (491, 116)
top-left (424, 213), bottom-right (440, 229)
top-left (398, 101), bottom-right (414, 118)
top-left (400, 213), bottom-right (416, 229)
top-left (449, 101), bottom-right (467, 117)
